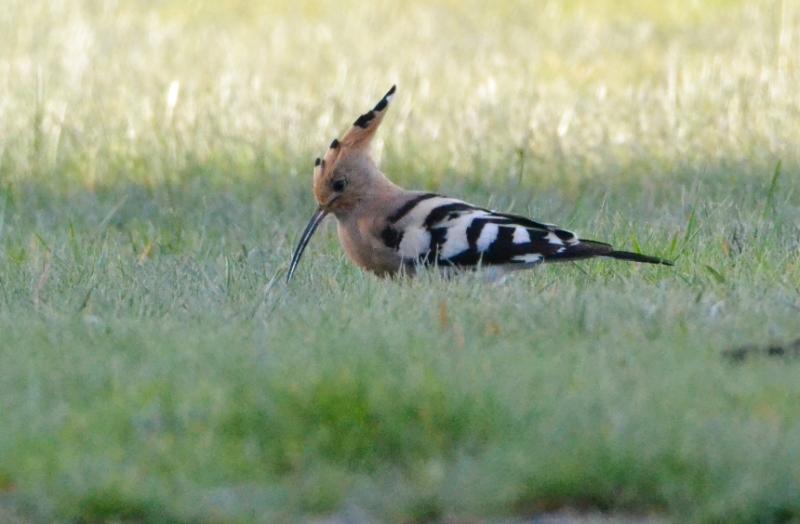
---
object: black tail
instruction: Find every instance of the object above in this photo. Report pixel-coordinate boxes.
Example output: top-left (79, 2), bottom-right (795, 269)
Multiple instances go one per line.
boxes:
top-left (604, 250), bottom-right (673, 266)
top-left (546, 239), bottom-right (674, 266)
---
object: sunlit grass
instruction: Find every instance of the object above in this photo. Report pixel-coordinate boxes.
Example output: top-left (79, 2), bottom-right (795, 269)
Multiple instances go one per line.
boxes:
top-left (1, 0), bottom-right (799, 522)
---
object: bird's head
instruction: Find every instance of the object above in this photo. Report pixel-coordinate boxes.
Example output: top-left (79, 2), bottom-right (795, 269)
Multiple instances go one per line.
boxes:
top-left (288, 85), bottom-right (397, 281)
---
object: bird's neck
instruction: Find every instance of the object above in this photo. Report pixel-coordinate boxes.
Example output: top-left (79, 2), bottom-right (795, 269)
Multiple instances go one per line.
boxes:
top-left (366, 168), bottom-right (404, 198)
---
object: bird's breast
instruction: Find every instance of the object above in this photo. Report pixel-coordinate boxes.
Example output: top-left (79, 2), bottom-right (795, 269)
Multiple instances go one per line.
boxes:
top-left (336, 216), bottom-right (403, 277)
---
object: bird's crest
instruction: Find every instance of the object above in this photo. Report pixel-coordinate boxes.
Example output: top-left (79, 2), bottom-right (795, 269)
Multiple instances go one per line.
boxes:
top-left (342, 84), bottom-right (396, 150)
top-left (312, 85), bottom-right (396, 205)
top-left (319, 84), bottom-right (395, 166)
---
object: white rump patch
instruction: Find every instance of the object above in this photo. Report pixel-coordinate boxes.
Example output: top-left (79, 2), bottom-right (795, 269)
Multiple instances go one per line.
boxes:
top-left (512, 227), bottom-right (531, 244)
top-left (558, 230), bottom-right (579, 245)
top-left (476, 223), bottom-right (499, 252)
top-left (545, 232), bottom-right (564, 246)
top-left (512, 254), bottom-right (543, 264)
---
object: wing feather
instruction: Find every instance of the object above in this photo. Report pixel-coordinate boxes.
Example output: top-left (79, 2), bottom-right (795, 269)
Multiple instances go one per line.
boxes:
top-left (378, 194), bottom-right (671, 269)
top-left (382, 196), bottom-right (597, 267)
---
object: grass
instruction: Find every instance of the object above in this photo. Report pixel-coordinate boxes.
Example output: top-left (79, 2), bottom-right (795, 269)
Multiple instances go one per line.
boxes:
top-left (1, 0), bottom-right (800, 522)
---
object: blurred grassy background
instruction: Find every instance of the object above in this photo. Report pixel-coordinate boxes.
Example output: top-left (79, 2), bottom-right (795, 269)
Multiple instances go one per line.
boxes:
top-left (3, 0), bottom-right (798, 194)
top-left (1, 0), bottom-right (799, 522)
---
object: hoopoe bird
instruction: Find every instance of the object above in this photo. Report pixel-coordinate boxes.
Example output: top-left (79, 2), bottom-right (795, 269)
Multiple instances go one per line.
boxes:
top-left (287, 86), bottom-right (672, 281)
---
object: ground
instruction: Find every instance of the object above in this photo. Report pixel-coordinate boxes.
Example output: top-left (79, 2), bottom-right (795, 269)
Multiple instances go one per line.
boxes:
top-left (0, 0), bottom-right (799, 522)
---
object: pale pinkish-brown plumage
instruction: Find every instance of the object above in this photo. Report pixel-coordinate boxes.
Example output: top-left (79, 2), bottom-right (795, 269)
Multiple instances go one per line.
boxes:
top-left (286, 86), bottom-right (672, 281)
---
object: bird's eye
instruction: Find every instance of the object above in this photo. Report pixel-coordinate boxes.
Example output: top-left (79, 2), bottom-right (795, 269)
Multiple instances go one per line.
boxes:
top-left (331, 179), bottom-right (347, 192)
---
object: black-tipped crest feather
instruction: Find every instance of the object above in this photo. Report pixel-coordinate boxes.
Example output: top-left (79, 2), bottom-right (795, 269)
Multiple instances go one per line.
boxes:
top-left (352, 85), bottom-right (396, 128)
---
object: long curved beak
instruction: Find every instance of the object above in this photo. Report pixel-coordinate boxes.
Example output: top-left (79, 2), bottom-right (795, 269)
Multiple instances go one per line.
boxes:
top-left (286, 206), bottom-right (328, 282)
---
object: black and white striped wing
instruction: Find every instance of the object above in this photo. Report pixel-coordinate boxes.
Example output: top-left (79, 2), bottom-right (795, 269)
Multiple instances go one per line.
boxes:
top-left (381, 194), bottom-right (593, 269)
